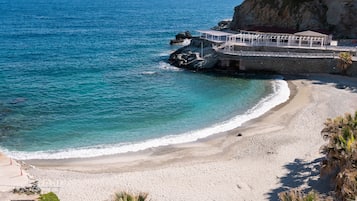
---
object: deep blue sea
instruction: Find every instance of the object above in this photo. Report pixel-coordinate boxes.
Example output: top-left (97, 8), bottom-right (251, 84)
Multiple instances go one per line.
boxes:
top-left (0, 0), bottom-right (290, 159)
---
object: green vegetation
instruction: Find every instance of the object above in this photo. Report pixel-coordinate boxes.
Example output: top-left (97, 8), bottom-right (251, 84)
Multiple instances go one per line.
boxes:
top-left (113, 191), bottom-right (149, 201)
top-left (279, 111), bottom-right (357, 201)
top-left (320, 112), bottom-right (357, 201)
top-left (338, 52), bottom-right (353, 75)
top-left (279, 189), bottom-right (330, 201)
top-left (39, 192), bottom-right (60, 201)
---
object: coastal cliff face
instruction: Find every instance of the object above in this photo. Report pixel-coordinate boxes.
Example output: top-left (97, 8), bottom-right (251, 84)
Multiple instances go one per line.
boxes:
top-left (230, 0), bottom-right (357, 39)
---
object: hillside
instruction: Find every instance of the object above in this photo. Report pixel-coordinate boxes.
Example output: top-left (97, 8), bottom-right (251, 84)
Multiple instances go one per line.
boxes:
top-left (230, 0), bottom-right (357, 39)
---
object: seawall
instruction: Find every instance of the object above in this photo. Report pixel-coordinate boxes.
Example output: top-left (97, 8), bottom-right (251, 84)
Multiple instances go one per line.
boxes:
top-left (218, 53), bottom-right (357, 76)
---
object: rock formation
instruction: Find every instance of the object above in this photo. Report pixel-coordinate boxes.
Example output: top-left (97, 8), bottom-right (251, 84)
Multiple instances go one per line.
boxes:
top-left (170, 31), bottom-right (192, 45)
top-left (169, 38), bottom-right (219, 70)
top-left (13, 181), bottom-right (41, 195)
top-left (212, 20), bottom-right (232, 31)
top-left (230, 0), bottom-right (357, 39)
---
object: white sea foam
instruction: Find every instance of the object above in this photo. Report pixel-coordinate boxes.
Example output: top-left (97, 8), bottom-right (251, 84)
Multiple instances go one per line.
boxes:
top-left (140, 71), bottom-right (157, 75)
top-left (158, 51), bottom-right (173, 57)
top-left (181, 39), bottom-right (191, 46)
top-left (3, 78), bottom-right (290, 160)
top-left (158, 61), bottom-right (182, 71)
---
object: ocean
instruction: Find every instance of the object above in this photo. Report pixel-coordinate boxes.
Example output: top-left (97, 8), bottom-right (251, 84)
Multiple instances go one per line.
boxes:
top-left (0, 0), bottom-right (289, 159)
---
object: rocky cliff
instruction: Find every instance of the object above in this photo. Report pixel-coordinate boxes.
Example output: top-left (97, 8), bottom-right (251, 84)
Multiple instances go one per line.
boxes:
top-left (230, 0), bottom-right (357, 39)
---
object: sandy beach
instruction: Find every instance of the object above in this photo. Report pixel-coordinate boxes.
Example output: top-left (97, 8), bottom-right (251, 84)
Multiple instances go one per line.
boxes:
top-left (0, 153), bottom-right (38, 201)
top-left (2, 74), bottom-right (357, 201)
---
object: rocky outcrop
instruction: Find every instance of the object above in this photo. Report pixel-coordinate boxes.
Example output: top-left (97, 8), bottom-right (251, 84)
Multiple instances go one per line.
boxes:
top-left (169, 38), bottom-right (219, 70)
top-left (170, 31), bottom-right (192, 45)
top-left (230, 0), bottom-right (357, 39)
top-left (212, 20), bottom-right (232, 31)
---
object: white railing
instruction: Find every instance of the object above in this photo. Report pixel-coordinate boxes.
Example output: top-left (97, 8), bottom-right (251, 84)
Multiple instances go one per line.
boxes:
top-left (218, 48), bottom-right (338, 59)
top-left (220, 41), bottom-right (357, 54)
top-left (227, 41), bottom-right (327, 49)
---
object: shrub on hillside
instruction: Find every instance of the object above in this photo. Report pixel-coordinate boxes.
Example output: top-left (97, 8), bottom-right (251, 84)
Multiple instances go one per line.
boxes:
top-left (39, 192), bottom-right (60, 201)
top-left (278, 189), bottom-right (331, 201)
top-left (321, 112), bottom-right (357, 201)
top-left (279, 111), bottom-right (357, 201)
top-left (112, 191), bottom-right (149, 201)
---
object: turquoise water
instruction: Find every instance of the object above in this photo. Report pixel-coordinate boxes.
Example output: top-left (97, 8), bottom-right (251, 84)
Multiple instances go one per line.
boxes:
top-left (0, 0), bottom-right (289, 159)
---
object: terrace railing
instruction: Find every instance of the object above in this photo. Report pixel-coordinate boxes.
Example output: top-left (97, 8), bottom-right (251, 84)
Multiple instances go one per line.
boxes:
top-left (218, 48), bottom-right (339, 59)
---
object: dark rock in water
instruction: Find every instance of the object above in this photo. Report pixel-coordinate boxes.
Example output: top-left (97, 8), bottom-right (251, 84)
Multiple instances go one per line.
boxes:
top-left (169, 38), bottom-right (219, 70)
top-left (9, 97), bottom-right (26, 105)
top-left (0, 107), bottom-right (12, 118)
top-left (170, 31), bottom-right (192, 45)
top-left (170, 38), bottom-right (184, 45)
top-left (176, 31), bottom-right (192, 40)
top-left (212, 20), bottom-right (232, 31)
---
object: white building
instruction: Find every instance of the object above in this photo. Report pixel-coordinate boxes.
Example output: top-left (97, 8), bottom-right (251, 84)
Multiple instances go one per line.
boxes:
top-left (198, 29), bottom-right (332, 48)
top-left (197, 30), bottom-right (235, 43)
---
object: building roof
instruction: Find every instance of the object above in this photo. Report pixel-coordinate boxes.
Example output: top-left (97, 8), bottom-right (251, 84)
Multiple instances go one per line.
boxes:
top-left (197, 30), bottom-right (235, 37)
top-left (294, 30), bottom-right (328, 37)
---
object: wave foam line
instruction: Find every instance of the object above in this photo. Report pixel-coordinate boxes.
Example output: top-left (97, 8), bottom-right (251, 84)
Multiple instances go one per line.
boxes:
top-left (158, 61), bottom-right (182, 71)
top-left (2, 78), bottom-right (290, 160)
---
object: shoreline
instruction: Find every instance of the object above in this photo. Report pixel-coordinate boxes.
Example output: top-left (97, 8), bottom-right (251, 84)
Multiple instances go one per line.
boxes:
top-left (2, 74), bottom-right (357, 201)
top-left (22, 78), bottom-right (291, 168)
top-left (3, 76), bottom-right (290, 161)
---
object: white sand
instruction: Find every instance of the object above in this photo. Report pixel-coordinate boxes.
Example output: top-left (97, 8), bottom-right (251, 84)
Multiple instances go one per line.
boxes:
top-left (0, 153), bottom-right (37, 200)
top-left (0, 153), bottom-right (28, 191)
top-left (9, 75), bottom-right (357, 201)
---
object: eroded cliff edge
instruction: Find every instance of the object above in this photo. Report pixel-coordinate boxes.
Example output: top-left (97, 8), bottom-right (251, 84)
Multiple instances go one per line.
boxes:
top-left (230, 0), bottom-right (357, 39)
